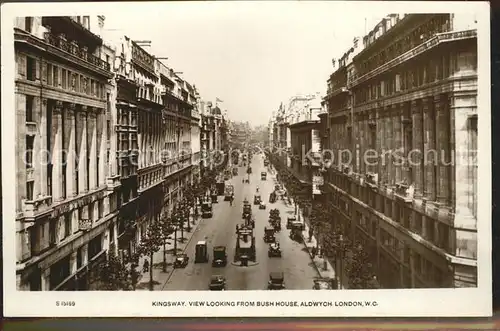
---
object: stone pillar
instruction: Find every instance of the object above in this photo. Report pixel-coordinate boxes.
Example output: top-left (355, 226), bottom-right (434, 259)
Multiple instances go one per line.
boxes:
top-left (435, 94), bottom-right (450, 204)
top-left (71, 208), bottom-right (78, 236)
top-left (32, 97), bottom-right (42, 199)
top-left (423, 97), bottom-right (436, 200)
top-left (109, 106), bottom-right (118, 177)
top-left (102, 227), bottom-right (110, 252)
top-left (376, 108), bottom-right (383, 181)
top-left (390, 104), bottom-right (398, 184)
top-left (81, 243), bottom-right (89, 266)
top-left (96, 109), bottom-right (105, 186)
top-left (88, 108), bottom-right (98, 190)
top-left (65, 103), bottom-right (77, 197)
top-left (41, 268), bottom-right (51, 291)
top-left (70, 251), bottom-right (78, 274)
top-left (112, 221), bottom-right (119, 256)
top-left (40, 98), bottom-right (48, 197)
top-left (401, 102), bottom-right (412, 184)
top-left (353, 114), bottom-right (359, 173)
top-left (78, 107), bottom-right (88, 194)
top-left (385, 106), bottom-right (393, 185)
top-left (411, 100), bottom-right (423, 197)
top-left (360, 113), bottom-right (366, 174)
top-left (51, 101), bottom-right (64, 201)
top-left (451, 93), bottom-right (476, 218)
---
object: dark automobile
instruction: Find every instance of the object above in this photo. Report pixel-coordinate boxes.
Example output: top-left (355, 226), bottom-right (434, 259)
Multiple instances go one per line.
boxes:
top-left (254, 195), bottom-right (261, 205)
top-left (263, 226), bottom-right (275, 243)
top-left (212, 246), bottom-right (228, 267)
top-left (261, 172), bottom-right (267, 180)
top-left (268, 272), bottom-right (285, 290)
top-left (209, 275), bottom-right (226, 291)
top-left (268, 243), bottom-right (282, 258)
top-left (173, 254), bottom-right (189, 268)
top-left (259, 201), bottom-right (266, 209)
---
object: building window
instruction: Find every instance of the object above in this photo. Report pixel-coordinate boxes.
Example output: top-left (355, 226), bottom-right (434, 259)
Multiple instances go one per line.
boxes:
top-left (53, 65), bottom-right (59, 86)
top-left (26, 135), bottom-right (34, 168)
top-left (83, 16), bottom-right (90, 29)
top-left (64, 213), bottom-right (71, 238)
top-left (26, 181), bottom-right (34, 201)
top-left (26, 95), bottom-right (34, 122)
top-left (25, 17), bottom-right (33, 33)
top-left (437, 222), bottom-right (450, 251)
top-left (468, 116), bottom-right (478, 218)
top-left (61, 69), bottom-right (67, 89)
top-left (26, 57), bottom-right (36, 81)
top-left (49, 218), bottom-right (57, 247)
top-left (46, 63), bottom-right (53, 85)
top-left (47, 163), bottom-right (53, 196)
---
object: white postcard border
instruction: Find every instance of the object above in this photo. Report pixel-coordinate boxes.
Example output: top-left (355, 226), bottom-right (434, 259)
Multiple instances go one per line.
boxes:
top-left (2, 1), bottom-right (492, 317)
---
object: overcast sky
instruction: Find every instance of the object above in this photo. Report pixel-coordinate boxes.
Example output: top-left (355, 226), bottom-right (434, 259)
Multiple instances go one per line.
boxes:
top-left (103, 2), bottom-right (390, 126)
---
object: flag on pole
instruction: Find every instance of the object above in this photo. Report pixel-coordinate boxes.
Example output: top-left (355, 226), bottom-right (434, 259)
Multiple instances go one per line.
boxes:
top-left (216, 97), bottom-right (224, 103)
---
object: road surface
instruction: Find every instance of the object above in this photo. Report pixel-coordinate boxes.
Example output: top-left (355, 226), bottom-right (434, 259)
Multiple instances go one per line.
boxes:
top-left (162, 153), bottom-right (318, 290)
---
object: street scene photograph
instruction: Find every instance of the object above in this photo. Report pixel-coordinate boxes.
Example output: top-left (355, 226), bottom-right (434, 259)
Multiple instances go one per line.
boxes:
top-left (6, 1), bottom-right (485, 299)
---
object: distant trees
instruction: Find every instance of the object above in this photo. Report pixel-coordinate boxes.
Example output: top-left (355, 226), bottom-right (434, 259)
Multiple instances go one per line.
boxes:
top-left (346, 243), bottom-right (380, 289)
top-left (136, 222), bottom-right (163, 291)
top-left (96, 244), bottom-right (132, 291)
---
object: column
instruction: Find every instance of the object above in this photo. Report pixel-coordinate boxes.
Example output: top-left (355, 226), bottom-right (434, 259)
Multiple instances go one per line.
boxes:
top-left (411, 99), bottom-right (423, 197)
top-left (65, 103), bottom-right (77, 197)
top-left (81, 243), bottom-right (89, 266)
top-left (435, 94), bottom-right (450, 204)
top-left (40, 98), bottom-right (48, 197)
top-left (32, 97), bottom-right (42, 199)
top-left (392, 104), bottom-right (401, 183)
top-left (402, 102), bottom-right (412, 184)
top-left (51, 100), bottom-right (63, 201)
top-left (78, 106), bottom-right (88, 194)
top-left (112, 221), bottom-right (119, 256)
top-left (70, 251), bottom-right (78, 274)
top-left (109, 105), bottom-right (118, 177)
top-left (88, 108), bottom-right (98, 190)
top-left (97, 109), bottom-right (107, 186)
top-left (423, 97), bottom-right (436, 200)
top-left (385, 106), bottom-right (393, 185)
top-left (353, 114), bottom-right (359, 173)
top-left (451, 93), bottom-right (475, 217)
top-left (41, 268), bottom-right (51, 291)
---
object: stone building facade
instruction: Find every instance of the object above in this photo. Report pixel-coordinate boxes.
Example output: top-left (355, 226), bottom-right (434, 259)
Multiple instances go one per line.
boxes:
top-left (14, 16), bottom-right (115, 290)
top-left (15, 16), bottom-right (204, 290)
top-left (323, 13), bottom-right (478, 288)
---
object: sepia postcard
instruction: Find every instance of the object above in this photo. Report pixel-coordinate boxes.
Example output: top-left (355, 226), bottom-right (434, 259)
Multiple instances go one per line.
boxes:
top-left (1, 0), bottom-right (492, 317)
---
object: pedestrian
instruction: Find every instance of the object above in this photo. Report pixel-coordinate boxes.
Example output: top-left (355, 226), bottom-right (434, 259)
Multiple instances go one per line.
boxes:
top-left (312, 246), bottom-right (318, 258)
top-left (143, 258), bottom-right (150, 273)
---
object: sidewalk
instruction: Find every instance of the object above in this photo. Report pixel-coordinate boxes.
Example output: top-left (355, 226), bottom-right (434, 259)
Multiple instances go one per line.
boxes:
top-left (134, 211), bottom-right (202, 291)
top-left (270, 171), bottom-right (346, 289)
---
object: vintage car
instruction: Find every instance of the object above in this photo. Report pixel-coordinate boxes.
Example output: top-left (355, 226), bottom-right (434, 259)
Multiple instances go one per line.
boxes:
top-left (268, 272), bottom-right (285, 290)
top-left (313, 278), bottom-right (336, 290)
top-left (289, 221), bottom-right (304, 240)
top-left (173, 254), bottom-right (189, 268)
top-left (242, 204), bottom-right (252, 219)
top-left (263, 226), bottom-right (276, 243)
top-left (212, 246), bottom-right (228, 267)
top-left (209, 275), bottom-right (226, 291)
top-left (269, 191), bottom-right (277, 203)
top-left (270, 218), bottom-right (281, 231)
top-left (259, 201), bottom-right (266, 210)
top-left (268, 243), bottom-right (282, 258)
top-left (286, 217), bottom-right (296, 229)
top-left (211, 193), bottom-right (218, 204)
top-left (254, 195), bottom-right (262, 205)
top-left (261, 172), bottom-right (267, 180)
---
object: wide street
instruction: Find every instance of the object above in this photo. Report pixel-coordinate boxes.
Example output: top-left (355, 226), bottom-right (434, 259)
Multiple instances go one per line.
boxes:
top-left (162, 154), bottom-right (319, 290)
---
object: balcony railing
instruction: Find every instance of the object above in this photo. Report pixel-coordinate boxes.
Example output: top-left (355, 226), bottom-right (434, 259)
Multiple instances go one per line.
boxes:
top-left (43, 32), bottom-right (110, 72)
top-left (349, 29), bottom-right (477, 87)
